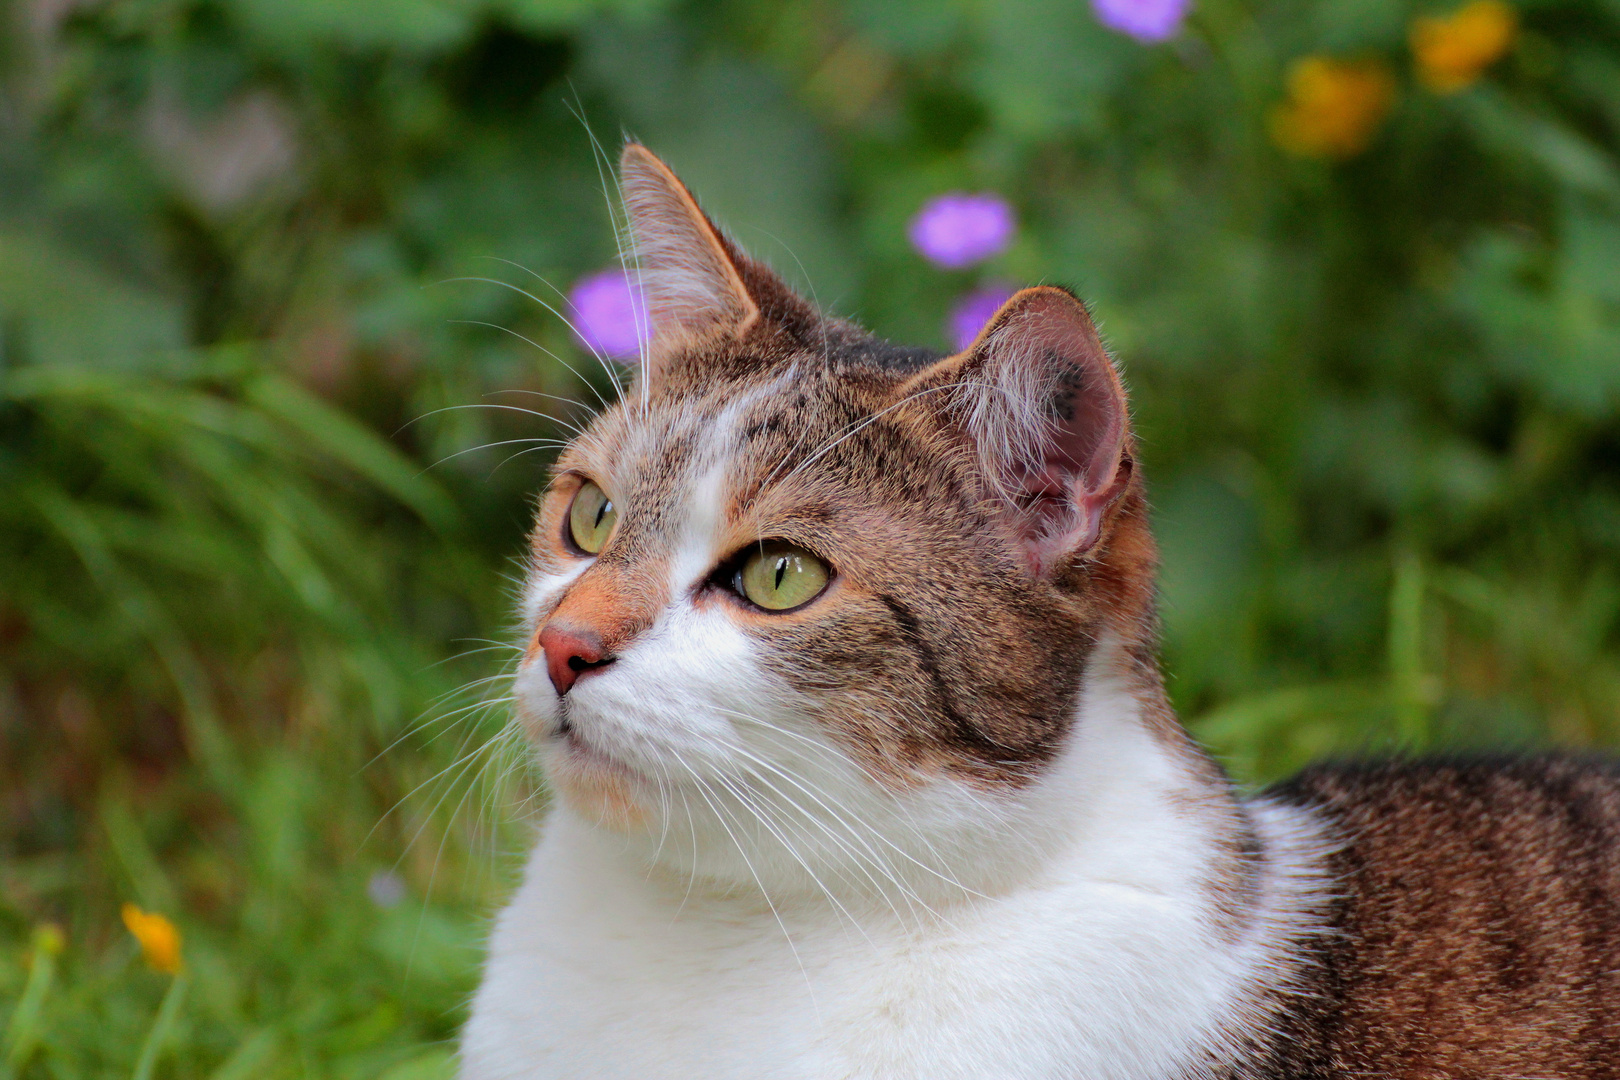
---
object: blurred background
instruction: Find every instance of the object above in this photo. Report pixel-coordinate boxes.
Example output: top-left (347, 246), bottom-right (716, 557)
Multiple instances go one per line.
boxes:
top-left (2, 0), bottom-right (1618, 1074)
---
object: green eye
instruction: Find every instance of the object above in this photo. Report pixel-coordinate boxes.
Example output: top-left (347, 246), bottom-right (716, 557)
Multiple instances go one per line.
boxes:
top-left (567, 481), bottom-right (617, 554)
top-left (736, 543), bottom-right (830, 612)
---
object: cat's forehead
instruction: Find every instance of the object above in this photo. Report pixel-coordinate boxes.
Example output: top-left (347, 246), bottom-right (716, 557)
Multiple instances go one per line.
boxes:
top-left (551, 348), bottom-right (950, 569)
top-left (574, 356), bottom-right (873, 487)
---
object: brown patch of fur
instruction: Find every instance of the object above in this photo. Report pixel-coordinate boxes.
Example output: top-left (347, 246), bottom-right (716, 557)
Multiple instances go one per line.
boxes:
top-left (1239, 756), bottom-right (1620, 1078)
top-left (722, 355), bottom-right (1104, 789)
top-left (1200, 801), bottom-right (1266, 948)
top-left (545, 568), bottom-right (665, 656)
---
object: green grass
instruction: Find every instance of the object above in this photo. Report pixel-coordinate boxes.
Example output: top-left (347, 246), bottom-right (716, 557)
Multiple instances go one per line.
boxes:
top-left (0, 355), bottom-right (530, 1077)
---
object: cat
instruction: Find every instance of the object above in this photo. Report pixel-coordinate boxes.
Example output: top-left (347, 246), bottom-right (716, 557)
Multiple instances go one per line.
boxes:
top-left (458, 143), bottom-right (1620, 1079)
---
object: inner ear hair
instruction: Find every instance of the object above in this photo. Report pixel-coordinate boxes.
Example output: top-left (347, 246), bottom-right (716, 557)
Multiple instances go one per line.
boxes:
top-left (908, 286), bottom-right (1131, 574)
top-left (619, 143), bottom-right (760, 366)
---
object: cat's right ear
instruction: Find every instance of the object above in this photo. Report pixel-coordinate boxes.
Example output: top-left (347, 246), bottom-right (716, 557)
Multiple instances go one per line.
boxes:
top-left (618, 144), bottom-right (760, 375)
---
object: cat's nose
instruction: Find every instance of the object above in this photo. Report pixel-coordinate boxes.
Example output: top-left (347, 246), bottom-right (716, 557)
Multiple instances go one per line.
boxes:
top-left (538, 623), bottom-right (615, 696)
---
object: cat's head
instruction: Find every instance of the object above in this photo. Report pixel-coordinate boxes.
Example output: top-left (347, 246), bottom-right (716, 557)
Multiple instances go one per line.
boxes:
top-left (512, 145), bottom-right (1161, 900)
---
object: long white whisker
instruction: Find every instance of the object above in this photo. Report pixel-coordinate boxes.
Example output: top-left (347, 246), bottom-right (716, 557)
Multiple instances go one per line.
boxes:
top-left (403, 399), bottom-right (591, 433)
top-left (450, 317), bottom-right (617, 413)
top-left (704, 766), bottom-right (875, 938)
top-left (715, 736), bottom-right (922, 900)
top-left (444, 274), bottom-right (614, 380)
top-left (711, 706), bottom-right (997, 902)
top-left (476, 257), bottom-right (629, 403)
top-left (410, 402), bottom-right (591, 442)
top-left (719, 739), bottom-right (947, 927)
top-left (606, 145), bottom-right (654, 422)
top-left (487, 443), bottom-right (579, 478)
top-left (672, 756), bottom-right (819, 1017)
top-left (643, 753), bottom-right (677, 869)
top-left (437, 277), bottom-right (621, 412)
top-left (673, 780), bottom-right (701, 919)
top-left (404, 732), bottom-right (498, 978)
top-left (392, 728), bottom-right (495, 873)
top-left (779, 382), bottom-right (968, 487)
top-left (423, 437), bottom-right (574, 472)
top-left (567, 96), bottom-right (644, 420)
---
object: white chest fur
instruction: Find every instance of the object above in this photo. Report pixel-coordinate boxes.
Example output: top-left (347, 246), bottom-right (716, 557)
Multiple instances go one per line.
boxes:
top-left (459, 692), bottom-right (1327, 1080)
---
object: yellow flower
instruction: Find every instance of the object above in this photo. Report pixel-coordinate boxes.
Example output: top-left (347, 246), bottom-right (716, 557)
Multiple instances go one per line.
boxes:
top-left (121, 903), bottom-right (183, 975)
top-left (34, 923), bottom-right (65, 957)
top-left (1412, 1), bottom-right (1518, 93)
top-left (1269, 57), bottom-right (1397, 160)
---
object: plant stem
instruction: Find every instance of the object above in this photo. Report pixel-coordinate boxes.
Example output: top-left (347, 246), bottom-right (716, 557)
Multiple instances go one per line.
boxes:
top-left (4, 926), bottom-right (63, 1078)
top-left (132, 973), bottom-right (188, 1080)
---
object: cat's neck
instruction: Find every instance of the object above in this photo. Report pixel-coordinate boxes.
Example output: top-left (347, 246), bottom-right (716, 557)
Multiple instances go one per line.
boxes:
top-left (489, 647), bottom-right (1332, 1080)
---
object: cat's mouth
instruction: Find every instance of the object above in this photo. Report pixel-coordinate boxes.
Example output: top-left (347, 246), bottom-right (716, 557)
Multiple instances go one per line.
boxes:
top-left (530, 696), bottom-right (641, 776)
top-left (543, 719), bottom-right (654, 830)
top-left (550, 719), bottom-right (639, 776)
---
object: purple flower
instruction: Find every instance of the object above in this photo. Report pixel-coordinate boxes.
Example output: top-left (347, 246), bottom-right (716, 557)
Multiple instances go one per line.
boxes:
top-left (1092, 0), bottom-right (1190, 42)
top-left (569, 269), bottom-right (648, 358)
top-left (908, 193), bottom-right (1016, 270)
top-left (948, 284), bottom-right (1018, 351)
top-left (367, 870), bottom-right (406, 908)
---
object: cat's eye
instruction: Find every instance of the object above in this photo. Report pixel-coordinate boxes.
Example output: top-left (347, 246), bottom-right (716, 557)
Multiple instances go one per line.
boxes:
top-left (735, 543), bottom-right (830, 612)
top-left (567, 481), bottom-right (618, 554)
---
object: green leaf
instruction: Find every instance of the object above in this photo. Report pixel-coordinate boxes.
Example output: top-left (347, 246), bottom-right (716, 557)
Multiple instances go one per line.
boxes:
top-left (245, 374), bottom-right (460, 531)
top-left (0, 230), bottom-right (183, 369)
top-left (969, 0), bottom-right (1132, 141)
top-left (228, 0), bottom-right (477, 52)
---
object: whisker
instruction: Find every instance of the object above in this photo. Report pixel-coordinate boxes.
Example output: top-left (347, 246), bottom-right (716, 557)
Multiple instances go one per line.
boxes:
top-left (673, 756), bottom-right (820, 1017)
top-left (710, 706), bottom-right (997, 902)
top-left (567, 95), bottom-right (645, 415)
top-left (401, 399), bottom-right (589, 433)
top-left (436, 277), bottom-right (621, 412)
top-left (704, 767), bottom-right (875, 939)
top-left (673, 780), bottom-right (702, 919)
top-left (476, 257), bottom-right (630, 403)
top-left (420, 437), bottom-right (572, 475)
top-left (777, 382), bottom-right (965, 488)
top-left (721, 741), bottom-right (948, 927)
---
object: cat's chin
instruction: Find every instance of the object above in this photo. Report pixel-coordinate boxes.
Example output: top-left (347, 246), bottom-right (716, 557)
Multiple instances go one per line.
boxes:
top-left (542, 732), bottom-right (653, 833)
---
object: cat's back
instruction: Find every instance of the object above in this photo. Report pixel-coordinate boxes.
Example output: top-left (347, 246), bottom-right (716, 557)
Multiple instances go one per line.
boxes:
top-left (1258, 755), bottom-right (1620, 1078)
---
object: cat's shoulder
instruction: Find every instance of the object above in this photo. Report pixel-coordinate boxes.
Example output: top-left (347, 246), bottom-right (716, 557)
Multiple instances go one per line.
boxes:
top-left (1242, 753), bottom-right (1620, 1078)
top-left (1262, 752), bottom-right (1620, 886)
top-left (1266, 752), bottom-right (1620, 832)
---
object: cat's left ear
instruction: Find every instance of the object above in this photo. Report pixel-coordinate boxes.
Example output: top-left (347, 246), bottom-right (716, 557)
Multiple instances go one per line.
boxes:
top-left (908, 286), bottom-right (1131, 575)
top-left (618, 144), bottom-right (760, 373)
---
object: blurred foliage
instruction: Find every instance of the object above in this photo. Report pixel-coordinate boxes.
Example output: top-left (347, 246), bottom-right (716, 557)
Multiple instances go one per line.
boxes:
top-left (2, 0), bottom-right (1619, 1074)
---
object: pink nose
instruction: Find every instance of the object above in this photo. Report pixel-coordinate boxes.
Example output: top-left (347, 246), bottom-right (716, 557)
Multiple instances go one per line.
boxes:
top-left (538, 624), bottom-right (615, 696)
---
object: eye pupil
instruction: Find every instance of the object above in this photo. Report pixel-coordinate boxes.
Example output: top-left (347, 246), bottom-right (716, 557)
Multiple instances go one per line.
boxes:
top-left (595, 501), bottom-right (609, 528)
top-left (774, 558), bottom-right (787, 590)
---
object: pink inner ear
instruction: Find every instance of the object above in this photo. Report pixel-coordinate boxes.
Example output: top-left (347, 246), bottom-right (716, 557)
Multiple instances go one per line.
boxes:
top-left (1013, 372), bottom-right (1124, 568)
top-left (989, 309), bottom-right (1128, 573)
